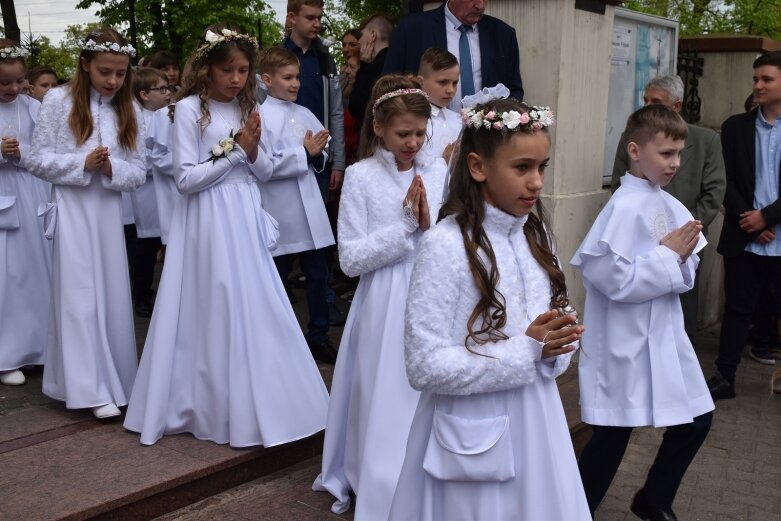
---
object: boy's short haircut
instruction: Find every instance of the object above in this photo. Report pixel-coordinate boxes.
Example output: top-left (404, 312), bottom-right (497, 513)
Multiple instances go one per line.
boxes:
top-left (147, 50), bottom-right (179, 70)
top-left (753, 50), bottom-right (781, 71)
top-left (358, 14), bottom-right (394, 44)
top-left (287, 0), bottom-right (324, 14)
top-left (132, 67), bottom-right (168, 103)
top-left (28, 66), bottom-right (57, 85)
top-left (625, 104), bottom-right (688, 146)
top-left (259, 47), bottom-right (300, 76)
top-left (419, 48), bottom-right (458, 76)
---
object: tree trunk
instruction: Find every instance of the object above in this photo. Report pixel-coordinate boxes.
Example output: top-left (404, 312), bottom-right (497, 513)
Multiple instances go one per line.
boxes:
top-left (127, 0), bottom-right (138, 61)
top-left (0, 0), bottom-right (21, 43)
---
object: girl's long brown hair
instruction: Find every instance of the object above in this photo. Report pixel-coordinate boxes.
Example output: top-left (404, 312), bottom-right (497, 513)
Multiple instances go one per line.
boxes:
top-left (68, 27), bottom-right (137, 151)
top-left (439, 98), bottom-right (569, 351)
top-left (178, 24), bottom-right (257, 132)
top-left (357, 74), bottom-right (431, 160)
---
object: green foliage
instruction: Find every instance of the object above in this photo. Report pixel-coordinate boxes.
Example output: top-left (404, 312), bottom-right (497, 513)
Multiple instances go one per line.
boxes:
top-left (21, 23), bottom-right (103, 80)
top-left (341, 0), bottom-right (403, 22)
top-left (75, 0), bottom-right (284, 62)
top-left (625, 0), bottom-right (781, 39)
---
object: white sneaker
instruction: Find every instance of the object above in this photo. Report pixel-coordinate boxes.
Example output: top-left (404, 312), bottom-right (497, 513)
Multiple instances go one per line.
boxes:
top-left (92, 403), bottom-right (121, 419)
top-left (0, 370), bottom-right (25, 386)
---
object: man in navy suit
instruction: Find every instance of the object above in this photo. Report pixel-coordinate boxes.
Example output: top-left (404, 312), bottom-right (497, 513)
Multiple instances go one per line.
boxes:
top-left (383, 0), bottom-right (523, 109)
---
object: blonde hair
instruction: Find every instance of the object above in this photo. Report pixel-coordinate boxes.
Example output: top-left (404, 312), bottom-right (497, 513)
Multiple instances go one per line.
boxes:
top-left (68, 27), bottom-right (137, 151)
top-left (258, 47), bottom-right (299, 76)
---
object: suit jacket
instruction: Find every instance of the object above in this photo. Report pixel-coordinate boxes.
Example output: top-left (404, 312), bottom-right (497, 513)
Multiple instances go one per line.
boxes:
top-left (716, 108), bottom-right (781, 257)
top-left (382, 3), bottom-right (523, 101)
top-left (610, 123), bottom-right (726, 237)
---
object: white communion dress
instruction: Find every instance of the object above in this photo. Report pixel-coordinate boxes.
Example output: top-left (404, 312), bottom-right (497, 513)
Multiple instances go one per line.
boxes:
top-left (0, 95), bottom-right (51, 372)
top-left (388, 203), bottom-right (591, 521)
top-left (124, 96), bottom-right (329, 447)
top-left (27, 86), bottom-right (146, 408)
top-left (147, 106), bottom-right (179, 244)
top-left (312, 148), bottom-right (447, 520)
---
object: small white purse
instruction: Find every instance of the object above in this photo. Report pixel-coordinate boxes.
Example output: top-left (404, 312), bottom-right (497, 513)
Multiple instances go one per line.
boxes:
top-left (422, 408), bottom-right (515, 482)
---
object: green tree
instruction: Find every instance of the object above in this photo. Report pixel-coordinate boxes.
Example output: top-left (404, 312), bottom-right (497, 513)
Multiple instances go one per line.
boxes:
top-left (625, 0), bottom-right (781, 39)
top-left (75, 0), bottom-right (283, 61)
top-left (21, 23), bottom-right (102, 80)
top-left (341, 0), bottom-right (404, 22)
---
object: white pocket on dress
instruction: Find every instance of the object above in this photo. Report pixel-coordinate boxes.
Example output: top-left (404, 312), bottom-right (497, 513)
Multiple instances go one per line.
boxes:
top-left (422, 409), bottom-right (515, 482)
top-left (0, 195), bottom-right (20, 230)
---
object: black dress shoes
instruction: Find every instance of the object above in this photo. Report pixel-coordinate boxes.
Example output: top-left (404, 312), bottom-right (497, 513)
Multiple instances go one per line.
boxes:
top-left (630, 490), bottom-right (678, 521)
top-left (308, 338), bottom-right (338, 364)
top-left (707, 373), bottom-right (736, 401)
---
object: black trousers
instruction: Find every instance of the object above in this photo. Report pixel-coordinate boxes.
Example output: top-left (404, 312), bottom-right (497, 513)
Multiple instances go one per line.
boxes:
top-left (124, 224), bottom-right (161, 304)
top-left (717, 251), bottom-right (781, 383)
top-left (578, 412), bottom-right (712, 516)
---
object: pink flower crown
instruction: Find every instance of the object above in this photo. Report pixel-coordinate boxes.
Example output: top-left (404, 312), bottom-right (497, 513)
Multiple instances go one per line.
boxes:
top-left (461, 106), bottom-right (555, 132)
top-left (372, 88), bottom-right (429, 114)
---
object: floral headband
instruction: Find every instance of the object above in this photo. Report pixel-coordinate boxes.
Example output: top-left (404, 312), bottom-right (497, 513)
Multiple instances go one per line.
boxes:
top-left (372, 88), bottom-right (429, 114)
top-left (459, 83), bottom-right (554, 132)
top-left (194, 29), bottom-right (259, 62)
top-left (0, 46), bottom-right (29, 60)
top-left (462, 105), bottom-right (555, 132)
top-left (79, 39), bottom-right (136, 57)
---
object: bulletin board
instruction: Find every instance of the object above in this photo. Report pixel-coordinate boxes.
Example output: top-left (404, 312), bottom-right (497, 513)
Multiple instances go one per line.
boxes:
top-left (602, 8), bottom-right (679, 185)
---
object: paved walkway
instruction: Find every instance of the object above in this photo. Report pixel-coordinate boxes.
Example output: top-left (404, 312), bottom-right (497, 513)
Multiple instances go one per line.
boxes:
top-left (158, 324), bottom-right (781, 521)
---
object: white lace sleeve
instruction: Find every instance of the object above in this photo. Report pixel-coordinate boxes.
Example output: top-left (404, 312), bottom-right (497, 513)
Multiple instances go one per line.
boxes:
top-left (27, 88), bottom-right (92, 186)
top-left (337, 162), bottom-right (417, 277)
top-left (101, 105), bottom-right (146, 192)
top-left (404, 226), bottom-right (542, 396)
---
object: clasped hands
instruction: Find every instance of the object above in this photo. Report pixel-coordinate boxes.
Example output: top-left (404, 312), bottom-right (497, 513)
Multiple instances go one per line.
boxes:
top-left (1, 137), bottom-right (20, 161)
top-left (739, 209), bottom-right (775, 244)
top-left (402, 175), bottom-right (431, 231)
top-left (234, 111), bottom-right (261, 163)
top-left (526, 310), bottom-right (583, 359)
top-left (660, 220), bottom-right (702, 262)
top-left (85, 146), bottom-right (112, 178)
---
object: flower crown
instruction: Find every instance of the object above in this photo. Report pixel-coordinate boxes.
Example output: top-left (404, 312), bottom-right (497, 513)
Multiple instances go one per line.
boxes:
top-left (194, 29), bottom-right (259, 62)
top-left (79, 39), bottom-right (136, 57)
top-left (0, 46), bottom-right (29, 60)
top-left (462, 105), bottom-right (555, 132)
top-left (372, 88), bottom-right (429, 114)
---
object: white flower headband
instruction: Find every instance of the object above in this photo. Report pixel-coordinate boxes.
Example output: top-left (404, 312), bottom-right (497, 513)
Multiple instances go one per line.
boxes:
top-left (79, 38), bottom-right (136, 57)
top-left (459, 83), bottom-right (555, 132)
top-left (372, 88), bottom-right (429, 114)
top-left (194, 29), bottom-right (259, 62)
top-left (461, 106), bottom-right (555, 132)
top-left (0, 46), bottom-right (29, 60)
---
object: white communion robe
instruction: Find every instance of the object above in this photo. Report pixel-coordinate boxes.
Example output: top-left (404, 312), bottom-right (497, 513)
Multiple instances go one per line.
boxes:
top-left (419, 104), bottom-right (462, 162)
top-left (27, 86), bottom-right (146, 408)
top-left (388, 204), bottom-right (590, 521)
top-left (312, 148), bottom-right (447, 520)
top-left (147, 106), bottom-right (179, 244)
top-left (258, 95), bottom-right (334, 256)
top-left (124, 96), bottom-right (329, 447)
top-left (128, 107), bottom-right (161, 238)
top-left (571, 174), bottom-right (714, 428)
top-left (0, 95), bottom-right (51, 371)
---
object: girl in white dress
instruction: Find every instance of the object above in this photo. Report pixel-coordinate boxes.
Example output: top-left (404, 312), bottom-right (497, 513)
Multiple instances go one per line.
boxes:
top-left (388, 95), bottom-right (591, 521)
top-left (124, 26), bottom-right (329, 448)
top-left (0, 40), bottom-right (51, 386)
top-left (27, 28), bottom-right (145, 419)
top-left (313, 76), bottom-right (447, 520)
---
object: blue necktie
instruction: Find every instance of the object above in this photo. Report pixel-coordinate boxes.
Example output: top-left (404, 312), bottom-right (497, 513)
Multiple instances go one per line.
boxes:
top-left (458, 25), bottom-right (475, 98)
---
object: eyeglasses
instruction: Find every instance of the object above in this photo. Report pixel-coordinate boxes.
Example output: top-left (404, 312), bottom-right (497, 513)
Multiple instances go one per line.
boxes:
top-left (148, 86), bottom-right (174, 94)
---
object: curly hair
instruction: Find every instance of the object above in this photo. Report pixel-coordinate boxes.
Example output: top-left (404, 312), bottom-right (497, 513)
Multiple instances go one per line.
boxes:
top-left (178, 24), bottom-right (257, 132)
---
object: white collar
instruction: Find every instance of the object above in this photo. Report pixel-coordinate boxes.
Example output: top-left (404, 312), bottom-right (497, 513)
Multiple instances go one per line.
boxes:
top-left (620, 172), bottom-right (662, 192)
top-left (483, 201), bottom-right (529, 234)
top-left (444, 2), bottom-right (474, 30)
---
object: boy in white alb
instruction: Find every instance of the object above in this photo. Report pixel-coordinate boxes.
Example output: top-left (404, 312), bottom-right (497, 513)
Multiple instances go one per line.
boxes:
top-left (126, 67), bottom-right (171, 318)
top-left (571, 104), bottom-right (714, 521)
top-left (417, 47), bottom-right (461, 162)
top-left (258, 47), bottom-right (337, 364)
